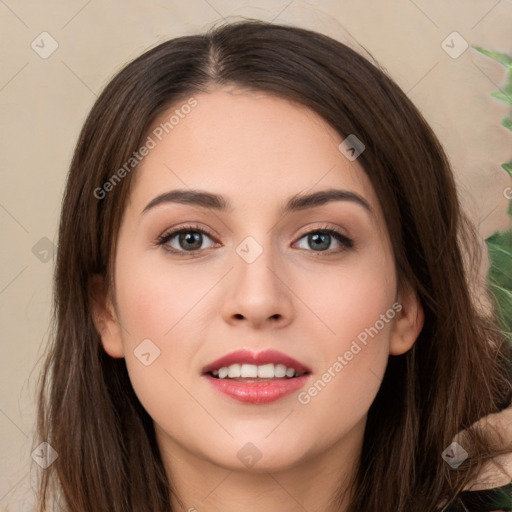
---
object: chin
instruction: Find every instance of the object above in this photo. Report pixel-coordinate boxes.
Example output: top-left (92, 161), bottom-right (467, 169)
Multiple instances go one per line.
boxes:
top-left (200, 436), bottom-right (310, 474)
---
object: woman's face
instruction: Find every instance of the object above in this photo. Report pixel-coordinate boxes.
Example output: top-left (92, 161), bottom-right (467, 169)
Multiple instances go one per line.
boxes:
top-left (95, 87), bottom-right (422, 474)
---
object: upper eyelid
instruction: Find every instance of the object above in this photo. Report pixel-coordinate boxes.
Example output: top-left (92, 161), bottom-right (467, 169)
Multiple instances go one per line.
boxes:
top-left (158, 223), bottom-right (347, 238)
top-left (158, 224), bottom-right (218, 241)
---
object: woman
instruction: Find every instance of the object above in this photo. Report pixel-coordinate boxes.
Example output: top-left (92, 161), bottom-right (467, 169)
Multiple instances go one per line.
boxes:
top-left (35, 20), bottom-right (512, 511)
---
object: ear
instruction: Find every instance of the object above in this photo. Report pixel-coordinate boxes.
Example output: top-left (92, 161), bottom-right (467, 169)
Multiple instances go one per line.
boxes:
top-left (89, 274), bottom-right (125, 358)
top-left (389, 281), bottom-right (424, 356)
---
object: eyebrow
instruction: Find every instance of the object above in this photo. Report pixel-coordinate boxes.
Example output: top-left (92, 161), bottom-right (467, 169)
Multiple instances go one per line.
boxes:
top-left (141, 188), bottom-right (372, 216)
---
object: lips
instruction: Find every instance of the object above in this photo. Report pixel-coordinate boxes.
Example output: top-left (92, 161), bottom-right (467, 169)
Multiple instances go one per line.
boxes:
top-left (205, 373), bottom-right (311, 404)
top-left (201, 349), bottom-right (312, 404)
top-left (201, 349), bottom-right (312, 375)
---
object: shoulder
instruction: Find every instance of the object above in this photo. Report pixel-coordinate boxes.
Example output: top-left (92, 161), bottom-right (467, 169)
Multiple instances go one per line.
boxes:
top-left (460, 403), bottom-right (512, 492)
top-left (445, 482), bottom-right (512, 512)
top-left (438, 404), bottom-right (512, 511)
top-left (441, 404), bottom-right (512, 511)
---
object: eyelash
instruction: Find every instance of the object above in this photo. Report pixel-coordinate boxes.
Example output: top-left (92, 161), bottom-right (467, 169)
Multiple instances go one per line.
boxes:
top-left (156, 224), bottom-right (354, 257)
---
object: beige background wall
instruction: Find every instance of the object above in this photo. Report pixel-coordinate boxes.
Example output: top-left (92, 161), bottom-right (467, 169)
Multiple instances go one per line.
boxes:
top-left (1, 0), bottom-right (511, 509)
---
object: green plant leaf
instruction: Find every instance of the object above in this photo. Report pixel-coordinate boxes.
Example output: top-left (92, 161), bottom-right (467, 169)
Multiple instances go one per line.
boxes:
top-left (490, 90), bottom-right (512, 105)
top-left (473, 46), bottom-right (512, 69)
top-left (486, 230), bottom-right (512, 331)
top-left (474, 44), bottom-right (512, 335)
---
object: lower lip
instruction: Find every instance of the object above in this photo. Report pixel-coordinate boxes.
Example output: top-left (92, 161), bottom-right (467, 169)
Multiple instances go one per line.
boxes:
top-left (204, 374), bottom-right (311, 404)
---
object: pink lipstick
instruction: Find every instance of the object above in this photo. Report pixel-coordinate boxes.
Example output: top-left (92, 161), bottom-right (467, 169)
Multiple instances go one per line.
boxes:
top-left (202, 349), bottom-right (312, 404)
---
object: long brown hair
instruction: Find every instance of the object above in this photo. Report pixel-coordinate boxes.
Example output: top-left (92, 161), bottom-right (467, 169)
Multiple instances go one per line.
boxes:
top-left (35, 19), bottom-right (512, 511)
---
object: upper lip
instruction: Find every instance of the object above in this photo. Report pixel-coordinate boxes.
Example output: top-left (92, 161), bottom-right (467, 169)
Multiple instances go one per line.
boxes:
top-left (202, 349), bottom-right (312, 375)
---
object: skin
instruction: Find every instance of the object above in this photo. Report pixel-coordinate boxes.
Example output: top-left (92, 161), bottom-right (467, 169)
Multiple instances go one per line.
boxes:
top-left (92, 87), bottom-right (424, 512)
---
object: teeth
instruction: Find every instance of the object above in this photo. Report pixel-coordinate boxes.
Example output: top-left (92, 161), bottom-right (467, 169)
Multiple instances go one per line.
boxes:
top-left (214, 363), bottom-right (302, 379)
top-left (257, 363), bottom-right (274, 378)
top-left (274, 364), bottom-right (287, 378)
top-left (227, 364), bottom-right (241, 378)
top-left (241, 364), bottom-right (258, 378)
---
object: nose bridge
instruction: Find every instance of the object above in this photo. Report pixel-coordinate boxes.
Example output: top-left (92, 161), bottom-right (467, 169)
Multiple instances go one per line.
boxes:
top-left (221, 231), bottom-right (294, 327)
top-left (233, 232), bottom-right (281, 300)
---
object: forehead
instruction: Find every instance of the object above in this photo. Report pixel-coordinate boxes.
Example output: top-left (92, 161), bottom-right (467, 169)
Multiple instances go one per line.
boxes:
top-left (128, 88), bottom-right (379, 217)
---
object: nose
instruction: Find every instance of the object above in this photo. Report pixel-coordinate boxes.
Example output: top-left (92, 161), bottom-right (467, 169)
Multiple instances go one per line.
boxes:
top-left (220, 242), bottom-right (294, 330)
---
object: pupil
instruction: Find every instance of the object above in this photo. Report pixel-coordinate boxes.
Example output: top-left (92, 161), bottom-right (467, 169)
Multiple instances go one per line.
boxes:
top-left (310, 233), bottom-right (329, 251)
top-left (180, 232), bottom-right (201, 250)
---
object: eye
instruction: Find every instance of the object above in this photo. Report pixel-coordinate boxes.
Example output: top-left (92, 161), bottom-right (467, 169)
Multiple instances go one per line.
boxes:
top-left (295, 227), bottom-right (354, 253)
top-left (156, 224), bottom-right (354, 256)
top-left (156, 225), bottom-right (218, 255)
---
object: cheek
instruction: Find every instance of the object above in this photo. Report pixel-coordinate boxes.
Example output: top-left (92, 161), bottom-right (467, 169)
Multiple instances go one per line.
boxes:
top-left (295, 245), bottom-right (396, 358)
top-left (114, 246), bottom-right (215, 341)
top-left (111, 246), bottom-right (213, 409)
top-left (292, 250), bottom-right (396, 432)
